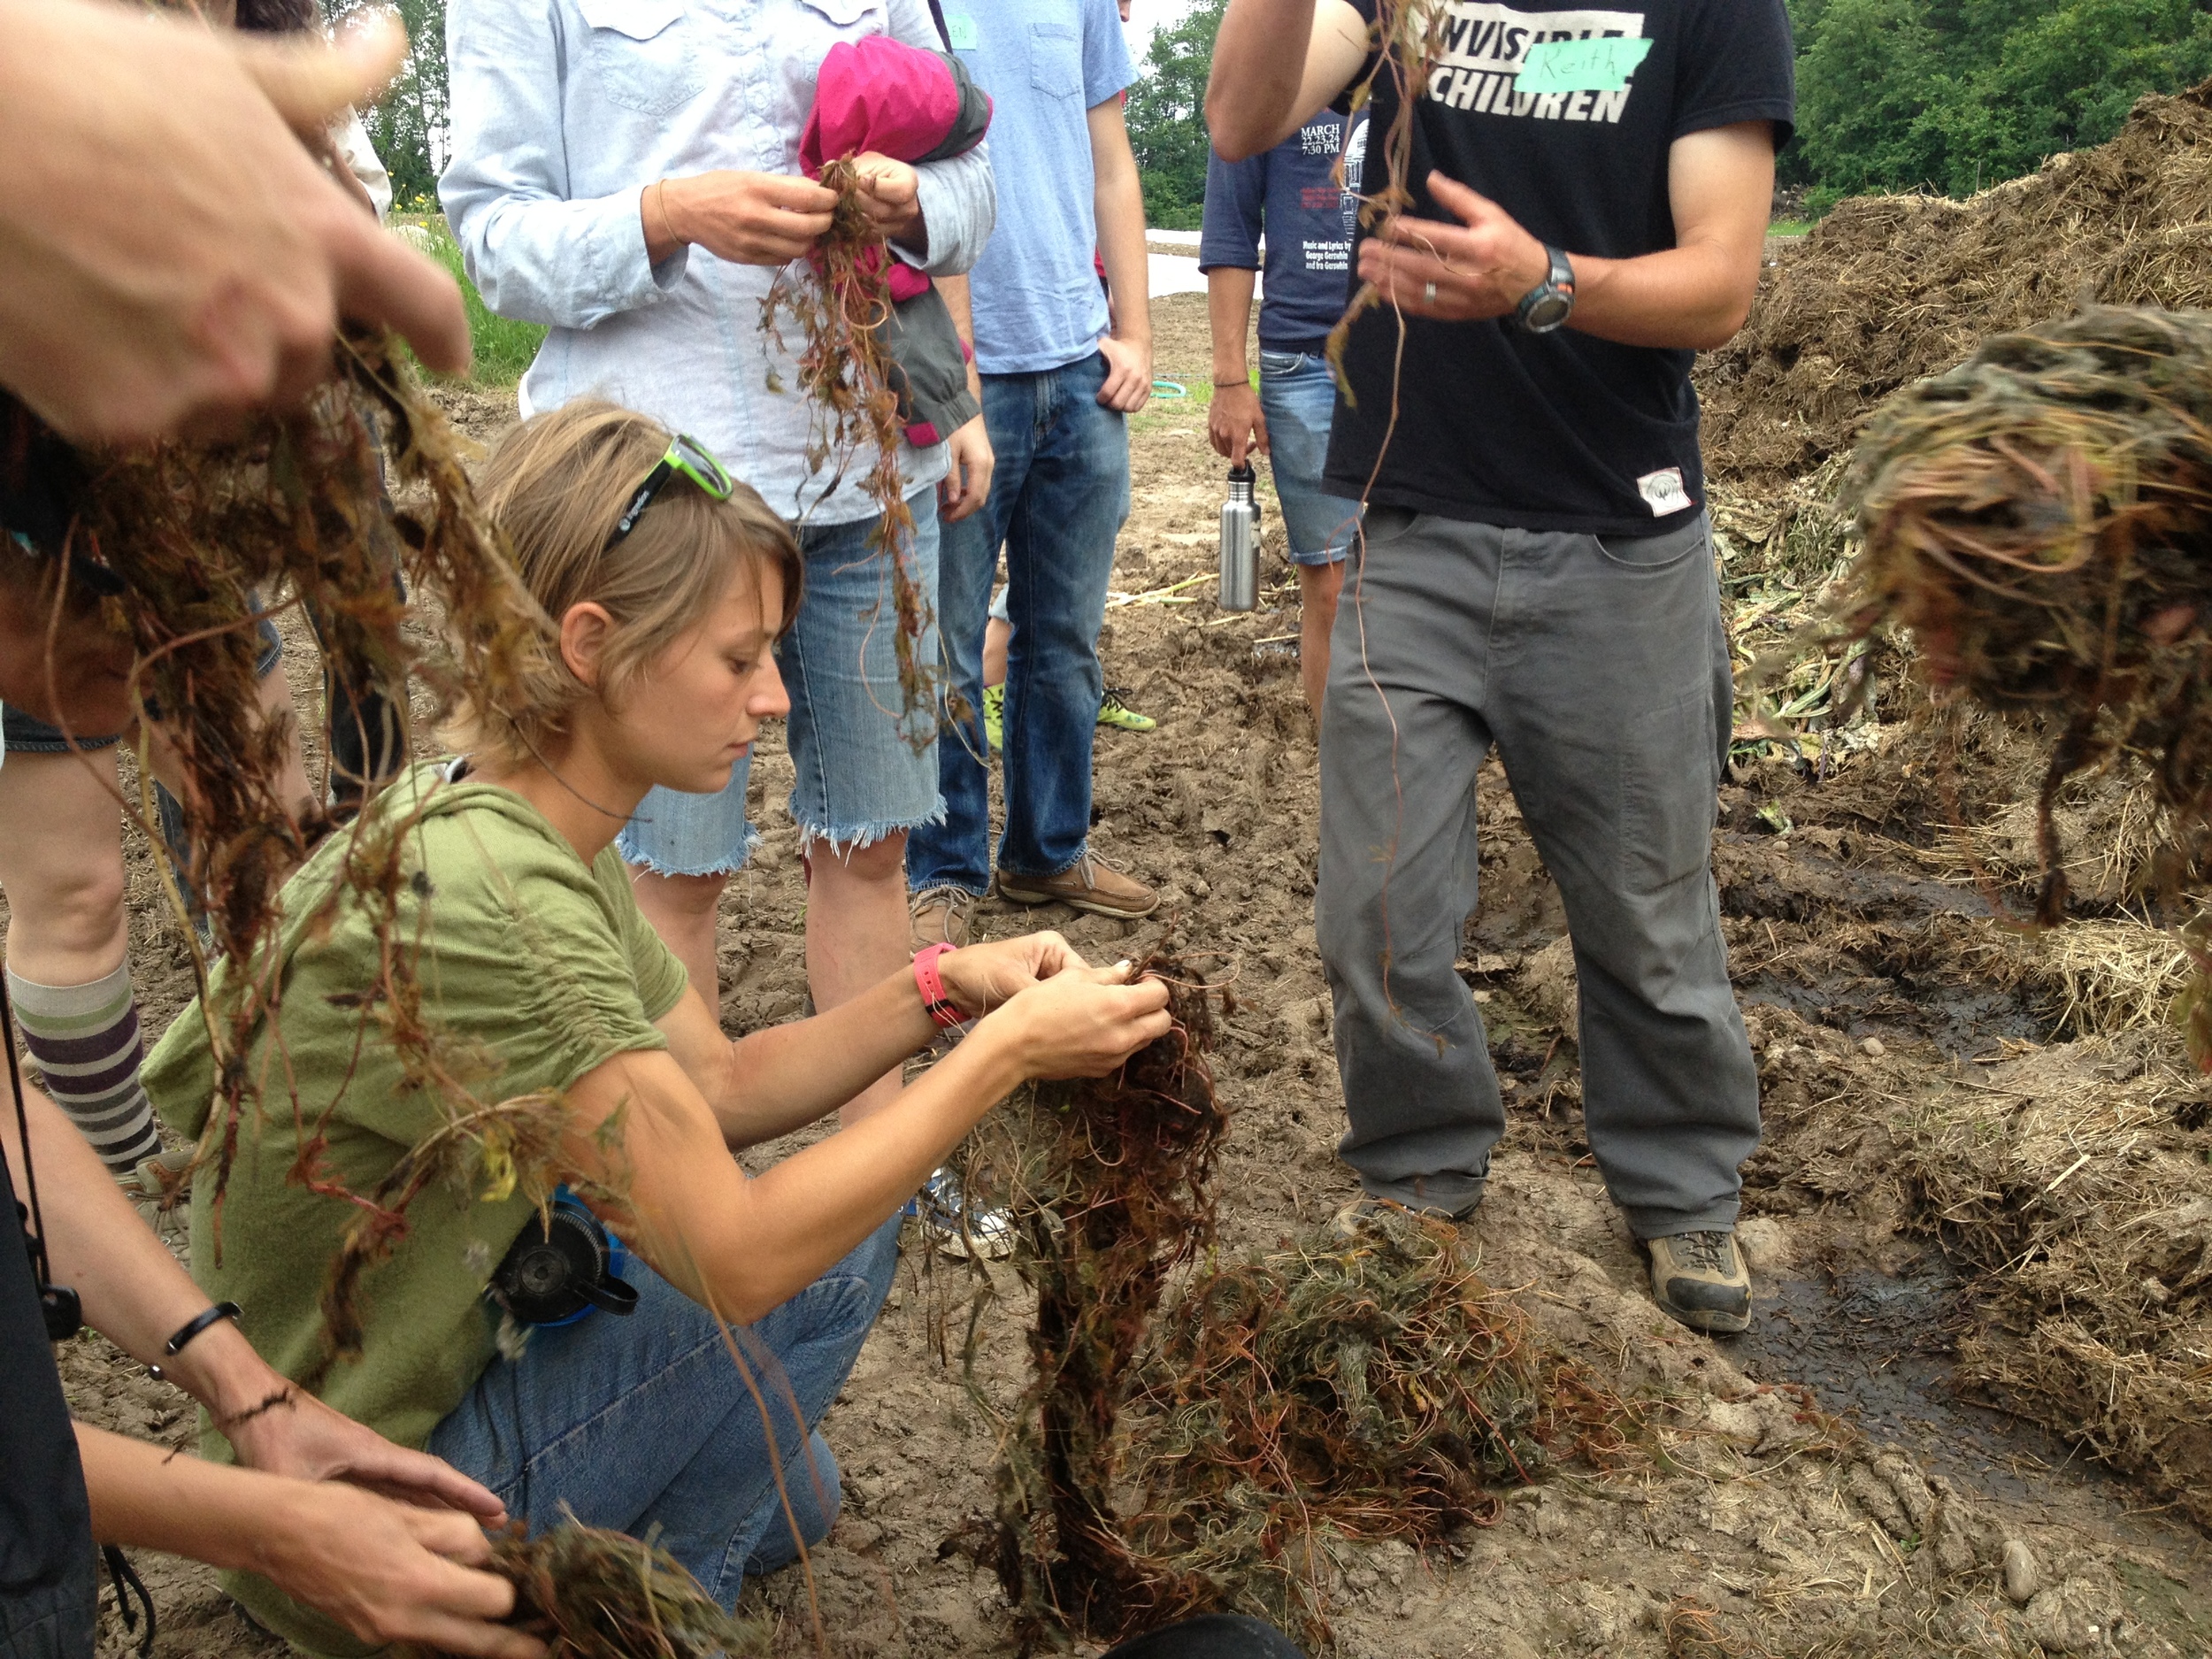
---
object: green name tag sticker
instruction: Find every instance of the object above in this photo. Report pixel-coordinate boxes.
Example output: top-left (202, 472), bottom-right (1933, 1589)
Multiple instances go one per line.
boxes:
top-left (945, 12), bottom-right (979, 49)
top-left (1515, 35), bottom-right (1653, 94)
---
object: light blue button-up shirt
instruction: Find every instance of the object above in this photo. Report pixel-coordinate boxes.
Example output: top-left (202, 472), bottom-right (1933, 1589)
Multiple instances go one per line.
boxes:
top-left (442, 0), bottom-right (995, 526)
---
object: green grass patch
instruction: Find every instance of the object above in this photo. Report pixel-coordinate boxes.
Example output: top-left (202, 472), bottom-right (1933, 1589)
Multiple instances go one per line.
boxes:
top-left (1769, 218), bottom-right (1813, 237)
top-left (391, 215), bottom-right (546, 387)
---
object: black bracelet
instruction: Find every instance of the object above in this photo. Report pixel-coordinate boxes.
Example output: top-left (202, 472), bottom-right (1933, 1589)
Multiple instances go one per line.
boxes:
top-left (148, 1302), bottom-right (242, 1379)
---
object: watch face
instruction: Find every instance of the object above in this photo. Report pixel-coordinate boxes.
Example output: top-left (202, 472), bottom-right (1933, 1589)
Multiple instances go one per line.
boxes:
top-left (1524, 292), bottom-right (1573, 331)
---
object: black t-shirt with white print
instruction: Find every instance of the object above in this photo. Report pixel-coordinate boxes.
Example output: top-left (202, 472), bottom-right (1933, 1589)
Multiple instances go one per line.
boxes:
top-left (1326, 0), bottom-right (1794, 534)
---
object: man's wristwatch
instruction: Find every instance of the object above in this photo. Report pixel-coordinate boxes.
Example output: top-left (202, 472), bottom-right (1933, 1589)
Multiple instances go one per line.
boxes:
top-left (1514, 245), bottom-right (1576, 334)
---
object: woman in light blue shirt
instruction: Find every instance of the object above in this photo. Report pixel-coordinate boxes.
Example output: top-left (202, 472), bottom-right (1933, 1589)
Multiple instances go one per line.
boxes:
top-left (442, 0), bottom-right (995, 1121)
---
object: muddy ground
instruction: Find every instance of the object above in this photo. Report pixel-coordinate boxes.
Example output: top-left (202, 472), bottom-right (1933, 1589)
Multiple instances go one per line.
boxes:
top-left (49, 293), bottom-right (2212, 1656)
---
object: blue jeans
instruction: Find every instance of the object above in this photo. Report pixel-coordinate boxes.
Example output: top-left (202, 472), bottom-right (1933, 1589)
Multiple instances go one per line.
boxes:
top-left (618, 498), bottom-right (943, 875)
top-left (428, 1213), bottom-right (902, 1607)
top-left (907, 351), bottom-right (1129, 896)
top-left (1256, 350), bottom-right (1358, 565)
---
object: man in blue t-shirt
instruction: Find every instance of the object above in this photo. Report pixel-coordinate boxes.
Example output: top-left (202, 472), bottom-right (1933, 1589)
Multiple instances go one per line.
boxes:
top-left (910, 0), bottom-right (1159, 947)
top-left (1200, 111), bottom-right (1366, 720)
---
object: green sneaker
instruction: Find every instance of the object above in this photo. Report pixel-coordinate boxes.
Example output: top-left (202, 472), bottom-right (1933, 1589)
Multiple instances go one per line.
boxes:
top-left (1097, 687), bottom-right (1156, 733)
top-left (983, 683), bottom-right (1004, 752)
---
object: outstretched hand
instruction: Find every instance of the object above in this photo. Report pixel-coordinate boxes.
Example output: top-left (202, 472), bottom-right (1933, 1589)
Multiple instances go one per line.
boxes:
top-left (224, 1382), bottom-right (507, 1524)
top-left (1357, 172), bottom-right (1552, 323)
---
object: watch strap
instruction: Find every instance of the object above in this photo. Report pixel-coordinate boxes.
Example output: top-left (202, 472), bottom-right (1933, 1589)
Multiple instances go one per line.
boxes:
top-left (1514, 244), bottom-right (1576, 333)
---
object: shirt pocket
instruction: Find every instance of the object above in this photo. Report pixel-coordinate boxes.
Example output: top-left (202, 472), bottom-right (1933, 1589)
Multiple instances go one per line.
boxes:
top-left (795, 0), bottom-right (884, 19)
top-left (1029, 19), bottom-right (1082, 101)
top-left (574, 0), bottom-right (704, 118)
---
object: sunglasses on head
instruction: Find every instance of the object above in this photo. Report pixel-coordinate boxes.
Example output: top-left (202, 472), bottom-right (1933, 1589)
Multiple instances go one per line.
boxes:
top-left (605, 432), bottom-right (734, 549)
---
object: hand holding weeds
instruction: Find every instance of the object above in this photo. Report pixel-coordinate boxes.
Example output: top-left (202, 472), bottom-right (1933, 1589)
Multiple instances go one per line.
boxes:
top-left (654, 170), bottom-right (840, 265)
top-left (257, 1484), bottom-right (541, 1659)
top-left (1358, 172), bottom-right (1549, 323)
top-left (985, 961), bottom-right (1173, 1079)
top-left (850, 150), bottom-right (925, 244)
top-left (224, 1380), bottom-right (509, 1525)
top-left (0, 0), bottom-right (469, 442)
top-left (938, 929), bottom-right (1092, 1014)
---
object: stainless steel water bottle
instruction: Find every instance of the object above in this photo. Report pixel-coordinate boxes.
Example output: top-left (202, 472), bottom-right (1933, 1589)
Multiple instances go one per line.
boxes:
top-left (1218, 462), bottom-right (1259, 611)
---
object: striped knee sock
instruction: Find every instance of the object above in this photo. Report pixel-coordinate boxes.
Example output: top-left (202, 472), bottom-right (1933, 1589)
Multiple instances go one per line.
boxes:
top-left (5, 963), bottom-right (162, 1175)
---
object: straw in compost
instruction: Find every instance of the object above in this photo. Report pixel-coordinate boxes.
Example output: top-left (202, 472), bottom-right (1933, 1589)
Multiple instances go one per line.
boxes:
top-left (987, 951), bottom-right (1229, 1644)
top-left (432, 1520), bottom-right (768, 1658)
top-left (1836, 307), bottom-right (2212, 949)
top-left (759, 156), bottom-right (938, 738)
top-left (1118, 1204), bottom-right (1637, 1643)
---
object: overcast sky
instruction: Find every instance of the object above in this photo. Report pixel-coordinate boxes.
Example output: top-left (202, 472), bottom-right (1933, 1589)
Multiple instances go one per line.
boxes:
top-left (1125, 0), bottom-right (1199, 60)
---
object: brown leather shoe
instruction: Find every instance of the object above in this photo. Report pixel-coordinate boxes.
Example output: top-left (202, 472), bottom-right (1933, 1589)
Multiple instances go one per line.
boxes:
top-left (910, 885), bottom-right (975, 949)
top-left (995, 850), bottom-right (1158, 919)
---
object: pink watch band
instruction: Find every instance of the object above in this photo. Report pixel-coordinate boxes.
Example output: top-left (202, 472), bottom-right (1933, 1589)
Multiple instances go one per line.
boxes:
top-left (912, 942), bottom-right (964, 1030)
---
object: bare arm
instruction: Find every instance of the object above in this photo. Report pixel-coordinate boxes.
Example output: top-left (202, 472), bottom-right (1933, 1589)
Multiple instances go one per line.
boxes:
top-left (1356, 125), bottom-right (1777, 351)
top-left (76, 1428), bottom-right (539, 1659)
top-left (1206, 0), bottom-right (1370, 164)
top-left (934, 273), bottom-right (995, 522)
top-left (1088, 97), bottom-right (1154, 412)
top-left (1, 1083), bottom-right (506, 1518)
top-left (571, 960), bottom-right (1171, 1324)
top-left (1206, 266), bottom-right (1268, 465)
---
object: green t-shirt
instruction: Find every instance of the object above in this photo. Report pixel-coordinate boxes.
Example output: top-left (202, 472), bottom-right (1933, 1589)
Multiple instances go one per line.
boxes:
top-left (142, 761), bottom-right (687, 1655)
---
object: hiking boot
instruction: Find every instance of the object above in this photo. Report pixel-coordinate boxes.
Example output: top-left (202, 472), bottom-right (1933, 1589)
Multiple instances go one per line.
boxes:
top-left (996, 851), bottom-right (1158, 919)
top-left (1096, 687), bottom-right (1156, 733)
top-left (916, 1165), bottom-right (1016, 1261)
top-left (983, 683), bottom-right (1005, 752)
top-left (1645, 1230), bottom-right (1752, 1334)
top-left (910, 885), bottom-right (976, 950)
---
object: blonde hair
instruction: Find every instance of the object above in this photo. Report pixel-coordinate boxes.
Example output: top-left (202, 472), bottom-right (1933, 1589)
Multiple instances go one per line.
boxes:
top-left (456, 400), bottom-right (802, 770)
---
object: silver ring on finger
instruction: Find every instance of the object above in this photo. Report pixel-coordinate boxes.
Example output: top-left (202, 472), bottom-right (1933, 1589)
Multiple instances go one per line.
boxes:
top-left (1423, 280), bottom-right (1438, 305)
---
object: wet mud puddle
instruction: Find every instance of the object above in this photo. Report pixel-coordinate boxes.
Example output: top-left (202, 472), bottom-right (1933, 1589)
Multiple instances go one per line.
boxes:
top-left (1730, 1261), bottom-right (2113, 1506)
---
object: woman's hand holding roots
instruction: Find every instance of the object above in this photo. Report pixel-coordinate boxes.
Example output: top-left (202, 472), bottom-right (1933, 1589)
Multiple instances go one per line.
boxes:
top-left (259, 1483), bottom-right (542, 1659)
top-left (1359, 172), bottom-right (1552, 323)
top-left (657, 170), bottom-right (841, 265)
top-left (949, 941), bottom-right (1174, 1079)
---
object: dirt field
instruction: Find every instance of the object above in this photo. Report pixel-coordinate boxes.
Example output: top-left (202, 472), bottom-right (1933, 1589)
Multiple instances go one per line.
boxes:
top-left (50, 291), bottom-right (2212, 1657)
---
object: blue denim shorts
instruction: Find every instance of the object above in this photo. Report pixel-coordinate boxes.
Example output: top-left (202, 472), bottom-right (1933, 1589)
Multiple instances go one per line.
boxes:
top-left (618, 496), bottom-right (944, 876)
top-left (0, 613), bottom-right (284, 753)
top-left (1258, 349), bottom-right (1360, 565)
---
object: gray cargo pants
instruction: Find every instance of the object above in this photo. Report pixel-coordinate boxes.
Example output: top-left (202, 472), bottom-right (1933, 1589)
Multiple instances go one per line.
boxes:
top-left (1315, 507), bottom-right (1760, 1238)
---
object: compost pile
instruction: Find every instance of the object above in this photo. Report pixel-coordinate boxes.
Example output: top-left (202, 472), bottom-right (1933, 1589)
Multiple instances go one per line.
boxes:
top-left (987, 953), bottom-right (1632, 1647)
top-left (1836, 307), bottom-right (2212, 936)
top-left (1701, 80), bottom-right (2212, 491)
top-left (760, 155), bottom-right (937, 737)
top-left (461, 1522), bottom-right (767, 1659)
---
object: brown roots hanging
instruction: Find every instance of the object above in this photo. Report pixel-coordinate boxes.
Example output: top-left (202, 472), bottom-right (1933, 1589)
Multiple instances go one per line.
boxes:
top-left (760, 155), bottom-right (939, 741)
top-left (978, 952), bottom-right (1637, 1650)
top-left (25, 330), bottom-right (573, 1365)
top-left (1837, 305), bottom-right (2212, 1058)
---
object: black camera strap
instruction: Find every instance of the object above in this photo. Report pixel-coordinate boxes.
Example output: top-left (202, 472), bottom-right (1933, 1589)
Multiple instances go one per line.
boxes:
top-left (1, 963), bottom-right (78, 1340)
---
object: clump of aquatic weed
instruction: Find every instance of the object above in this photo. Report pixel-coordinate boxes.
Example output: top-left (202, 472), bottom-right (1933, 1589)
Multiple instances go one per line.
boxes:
top-left (19, 330), bottom-right (571, 1365)
top-left (759, 154), bottom-right (937, 738)
top-left (417, 1520), bottom-right (772, 1657)
top-left (974, 949), bottom-right (1638, 1649)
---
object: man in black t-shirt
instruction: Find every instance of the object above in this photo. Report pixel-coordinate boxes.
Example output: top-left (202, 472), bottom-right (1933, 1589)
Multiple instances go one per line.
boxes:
top-left (1209, 0), bottom-right (1792, 1333)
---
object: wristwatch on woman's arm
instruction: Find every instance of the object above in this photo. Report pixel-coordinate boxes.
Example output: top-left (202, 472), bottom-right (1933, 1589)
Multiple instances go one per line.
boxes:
top-left (1514, 244), bottom-right (1576, 334)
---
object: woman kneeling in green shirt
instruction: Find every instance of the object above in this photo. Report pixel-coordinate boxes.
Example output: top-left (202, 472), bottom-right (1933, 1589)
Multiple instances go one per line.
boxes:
top-left (144, 400), bottom-right (1171, 1655)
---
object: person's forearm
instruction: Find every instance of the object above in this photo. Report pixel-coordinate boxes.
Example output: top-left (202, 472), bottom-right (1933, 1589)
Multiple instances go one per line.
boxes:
top-left (1563, 241), bottom-right (1760, 350)
top-left (1209, 267), bottom-right (1258, 380)
top-left (1208, 0), bottom-right (1317, 161)
top-left (78, 1424), bottom-right (300, 1563)
top-left (940, 273), bottom-right (984, 400)
top-left (0, 1086), bottom-right (290, 1424)
top-left (710, 967), bottom-right (939, 1147)
top-left (1094, 150), bottom-right (1149, 347)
